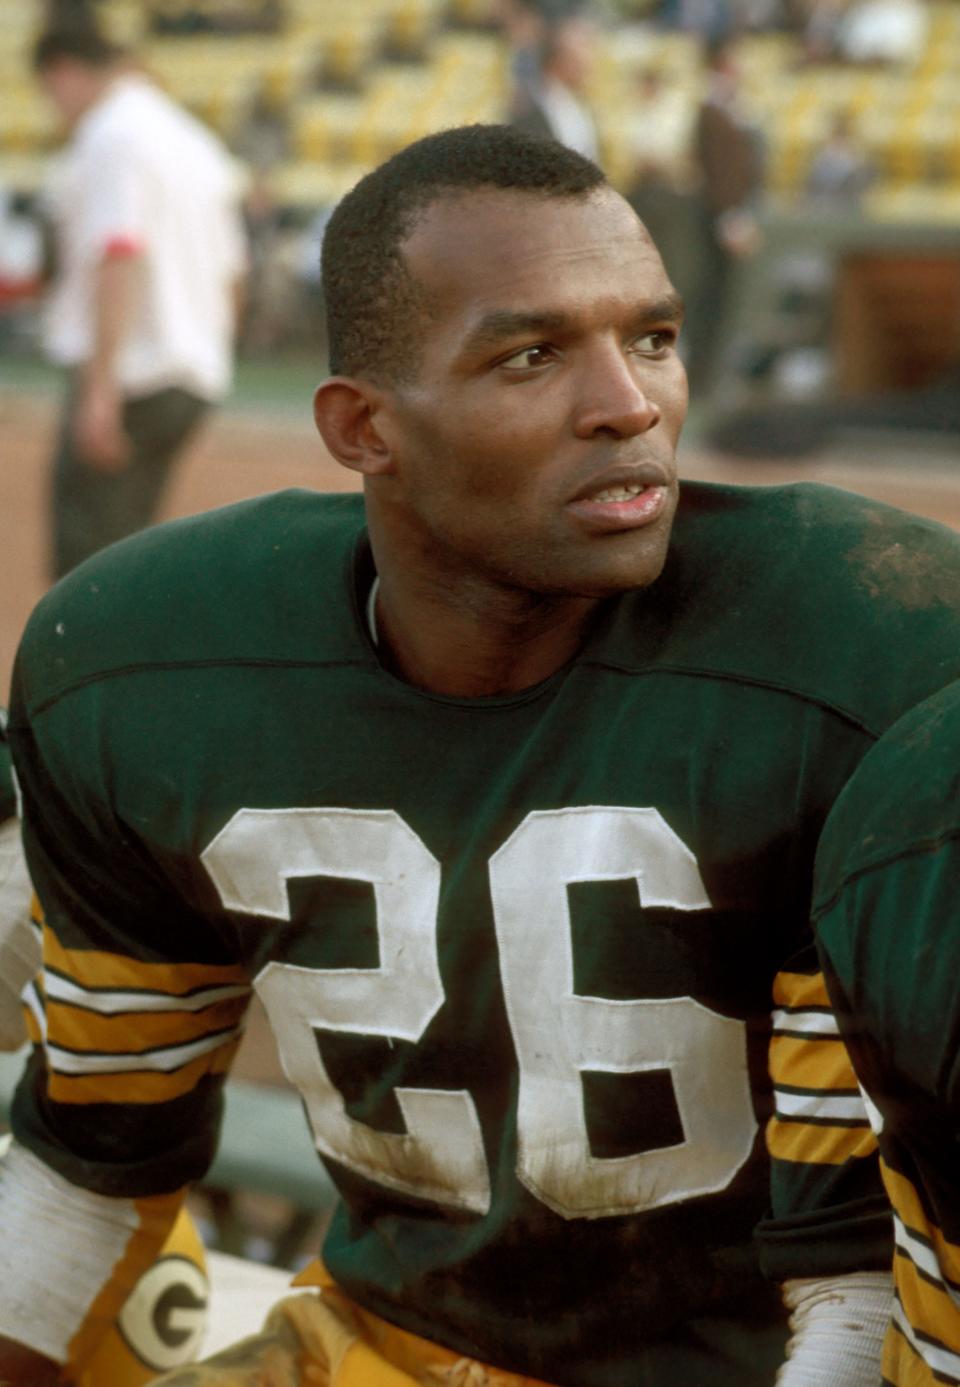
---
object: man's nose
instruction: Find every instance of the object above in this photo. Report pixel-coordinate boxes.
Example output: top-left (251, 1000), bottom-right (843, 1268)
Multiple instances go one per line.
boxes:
top-left (572, 346), bottom-right (661, 439)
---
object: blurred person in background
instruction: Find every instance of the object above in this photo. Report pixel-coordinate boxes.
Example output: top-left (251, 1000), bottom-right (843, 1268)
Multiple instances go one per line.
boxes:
top-left (654, 0), bottom-right (735, 43)
top-left (804, 109), bottom-right (875, 209)
top-left (625, 66), bottom-right (699, 314)
top-left (501, 0), bottom-right (550, 119)
top-left (510, 14), bottom-right (599, 161)
top-left (32, 20), bottom-right (247, 580)
top-left (685, 35), bottom-right (765, 397)
top-left (796, 0), bottom-right (848, 63)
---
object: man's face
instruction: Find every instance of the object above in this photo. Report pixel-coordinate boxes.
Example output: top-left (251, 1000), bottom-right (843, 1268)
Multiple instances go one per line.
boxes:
top-left (371, 187), bottom-right (687, 602)
top-left (38, 59), bottom-right (100, 128)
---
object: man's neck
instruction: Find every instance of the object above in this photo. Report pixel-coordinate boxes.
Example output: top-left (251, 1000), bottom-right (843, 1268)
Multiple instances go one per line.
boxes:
top-left (371, 569), bottom-right (602, 699)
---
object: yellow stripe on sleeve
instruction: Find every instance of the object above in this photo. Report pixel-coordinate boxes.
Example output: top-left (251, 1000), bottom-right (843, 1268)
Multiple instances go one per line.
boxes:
top-left (45, 994), bottom-right (248, 1054)
top-left (767, 1114), bottom-right (876, 1165)
top-left (884, 1164), bottom-right (960, 1294)
top-left (768, 971), bottom-right (874, 1166)
top-left (774, 971), bottom-right (833, 1010)
top-left (46, 1034), bottom-right (241, 1105)
top-left (882, 1324), bottom-right (942, 1387)
top-left (42, 926), bottom-right (247, 997)
top-left (770, 1033), bottom-right (858, 1092)
top-left (893, 1260), bottom-right (960, 1375)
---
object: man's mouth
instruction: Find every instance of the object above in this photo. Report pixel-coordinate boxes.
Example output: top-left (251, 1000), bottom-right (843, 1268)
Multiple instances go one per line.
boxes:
top-left (590, 481), bottom-right (651, 504)
top-left (566, 469), bottom-right (672, 533)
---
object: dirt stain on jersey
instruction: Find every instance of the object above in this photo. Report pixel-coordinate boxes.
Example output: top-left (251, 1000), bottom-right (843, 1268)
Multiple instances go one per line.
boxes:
top-left (848, 513), bottom-right (960, 611)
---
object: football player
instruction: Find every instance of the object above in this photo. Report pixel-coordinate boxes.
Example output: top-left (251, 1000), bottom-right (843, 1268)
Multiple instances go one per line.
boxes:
top-left (810, 680), bottom-right (960, 1385)
top-left (2, 123), bottom-right (960, 1387)
top-left (0, 716), bottom-right (210, 1386)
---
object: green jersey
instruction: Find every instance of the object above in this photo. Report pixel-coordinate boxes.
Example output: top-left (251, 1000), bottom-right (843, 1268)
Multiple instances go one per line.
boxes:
top-left (8, 482), bottom-right (960, 1387)
top-left (813, 681), bottom-right (960, 1387)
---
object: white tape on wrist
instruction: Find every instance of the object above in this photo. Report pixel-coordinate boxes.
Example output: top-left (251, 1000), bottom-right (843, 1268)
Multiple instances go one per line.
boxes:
top-left (0, 1142), bottom-right (142, 1363)
top-left (776, 1271), bottom-right (893, 1386)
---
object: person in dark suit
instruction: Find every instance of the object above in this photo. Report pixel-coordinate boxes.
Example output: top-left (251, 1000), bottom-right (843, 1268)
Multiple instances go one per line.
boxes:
top-left (684, 37), bottom-right (765, 397)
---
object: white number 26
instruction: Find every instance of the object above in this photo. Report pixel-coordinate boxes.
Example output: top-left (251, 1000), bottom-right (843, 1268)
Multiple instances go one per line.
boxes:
top-left (202, 807), bottom-right (757, 1220)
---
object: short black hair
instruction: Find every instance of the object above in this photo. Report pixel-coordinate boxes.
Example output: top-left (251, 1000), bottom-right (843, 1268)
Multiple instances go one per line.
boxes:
top-left (321, 123), bottom-right (607, 383)
top-left (32, 23), bottom-right (124, 72)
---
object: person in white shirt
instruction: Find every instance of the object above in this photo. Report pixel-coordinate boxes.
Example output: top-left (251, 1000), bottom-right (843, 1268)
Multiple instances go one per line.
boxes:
top-left (33, 23), bottom-right (247, 578)
top-left (510, 16), bottom-right (599, 163)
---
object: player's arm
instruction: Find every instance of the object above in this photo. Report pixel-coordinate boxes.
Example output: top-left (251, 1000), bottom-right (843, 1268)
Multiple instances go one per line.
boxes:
top-left (74, 249), bottom-right (141, 471)
top-left (816, 800), bottom-right (960, 1382)
top-left (0, 1130), bottom-right (189, 1381)
top-left (72, 122), bottom-right (151, 472)
top-left (757, 949), bottom-right (894, 1383)
top-left (1, 682), bottom-right (251, 1377)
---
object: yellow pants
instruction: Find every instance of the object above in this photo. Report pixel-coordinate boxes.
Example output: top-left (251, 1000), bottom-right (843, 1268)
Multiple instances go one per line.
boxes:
top-left (154, 1265), bottom-right (554, 1387)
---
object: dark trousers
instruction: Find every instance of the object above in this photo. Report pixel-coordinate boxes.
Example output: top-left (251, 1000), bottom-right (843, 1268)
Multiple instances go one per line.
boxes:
top-left (52, 384), bottom-right (209, 579)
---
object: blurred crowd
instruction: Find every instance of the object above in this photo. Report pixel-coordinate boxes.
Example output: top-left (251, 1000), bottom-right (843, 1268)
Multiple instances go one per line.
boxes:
top-left (225, 0), bottom-right (903, 392)
top-left (0, 0), bottom-right (942, 393)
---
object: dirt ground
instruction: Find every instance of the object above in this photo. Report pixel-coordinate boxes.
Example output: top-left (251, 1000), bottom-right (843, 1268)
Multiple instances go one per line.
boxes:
top-left (2, 386), bottom-right (958, 1089)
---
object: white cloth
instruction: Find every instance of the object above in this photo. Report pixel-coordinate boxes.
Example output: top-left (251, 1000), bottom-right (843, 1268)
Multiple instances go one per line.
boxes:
top-left (203, 1251), bottom-right (294, 1356)
top-left (776, 1272), bottom-right (892, 1386)
top-left (536, 79), bottom-right (598, 162)
top-left (0, 1140), bottom-right (145, 1363)
top-left (43, 74), bottom-right (247, 401)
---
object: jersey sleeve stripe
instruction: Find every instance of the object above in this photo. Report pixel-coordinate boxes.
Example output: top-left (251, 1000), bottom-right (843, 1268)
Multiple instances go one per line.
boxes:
top-left (773, 1094), bottom-right (871, 1124)
top-left (46, 1036), bottom-right (239, 1105)
top-left (44, 970), bottom-right (250, 1014)
top-left (43, 927), bottom-right (248, 995)
top-left (773, 971), bottom-right (834, 1009)
top-left (23, 978), bottom-right (44, 1041)
top-left (896, 1221), bottom-right (960, 1305)
top-left (772, 1009), bottom-right (842, 1038)
top-left (47, 1024), bottom-right (242, 1075)
top-left (885, 1165), bottom-right (960, 1291)
top-left (766, 1116), bottom-right (876, 1165)
top-left (45, 995), bottom-right (248, 1052)
top-left (768, 968), bottom-right (874, 1160)
top-left (770, 1033), bottom-right (856, 1088)
top-left (888, 1297), bottom-right (960, 1385)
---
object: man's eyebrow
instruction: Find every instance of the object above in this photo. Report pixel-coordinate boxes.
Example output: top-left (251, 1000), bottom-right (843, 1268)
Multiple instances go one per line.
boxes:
top-left (462, 293), bottom-right (686, 355)
top-left (635, 292), bottom-right (686, 325)
top-left (462, 310), bottom-right (572, 354)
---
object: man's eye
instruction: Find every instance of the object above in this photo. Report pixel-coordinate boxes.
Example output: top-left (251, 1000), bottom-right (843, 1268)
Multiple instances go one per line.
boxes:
top-left (500, 344), bottom-right (555, 371)
top-left (631, 330), bottom-right (676, 355)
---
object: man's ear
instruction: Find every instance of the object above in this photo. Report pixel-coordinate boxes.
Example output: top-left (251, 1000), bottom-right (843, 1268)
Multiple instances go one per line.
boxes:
top-left (314, 377), bottom-right (395, 478)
